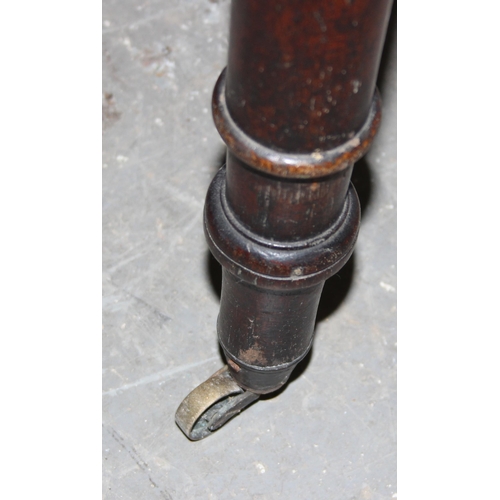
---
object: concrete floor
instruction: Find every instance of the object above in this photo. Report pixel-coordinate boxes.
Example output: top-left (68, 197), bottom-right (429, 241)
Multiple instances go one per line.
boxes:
top-left (103, 1), bottom-right (396, 498)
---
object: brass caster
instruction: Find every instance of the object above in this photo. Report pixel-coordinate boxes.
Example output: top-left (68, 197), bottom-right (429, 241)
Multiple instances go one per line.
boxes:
top-left (175, 365), bottom-right (259, 441)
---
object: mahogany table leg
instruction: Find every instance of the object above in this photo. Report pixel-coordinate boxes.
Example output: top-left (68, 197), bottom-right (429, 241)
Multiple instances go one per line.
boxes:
top-left (176, 0), bottom-right (393, 440)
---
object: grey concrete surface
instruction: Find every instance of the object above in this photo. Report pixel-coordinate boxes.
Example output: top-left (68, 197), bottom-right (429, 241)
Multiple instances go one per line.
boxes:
top-left (103, 1), bottom-right (396, 498)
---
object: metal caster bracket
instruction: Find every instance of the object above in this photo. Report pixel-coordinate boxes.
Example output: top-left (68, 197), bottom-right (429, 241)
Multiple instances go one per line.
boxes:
top-left (175, 366), bottom-right (260, 441)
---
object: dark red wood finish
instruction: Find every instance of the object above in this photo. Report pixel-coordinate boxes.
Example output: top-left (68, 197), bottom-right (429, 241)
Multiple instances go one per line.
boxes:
top-left (226, 0), bottom-right (392, 152)
top-left (205, 0), bottom-right (393, 393)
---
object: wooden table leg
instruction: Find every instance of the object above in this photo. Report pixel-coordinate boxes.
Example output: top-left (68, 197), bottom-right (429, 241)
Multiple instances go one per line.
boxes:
top-left (176, 0), bottom-right (393, 440)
